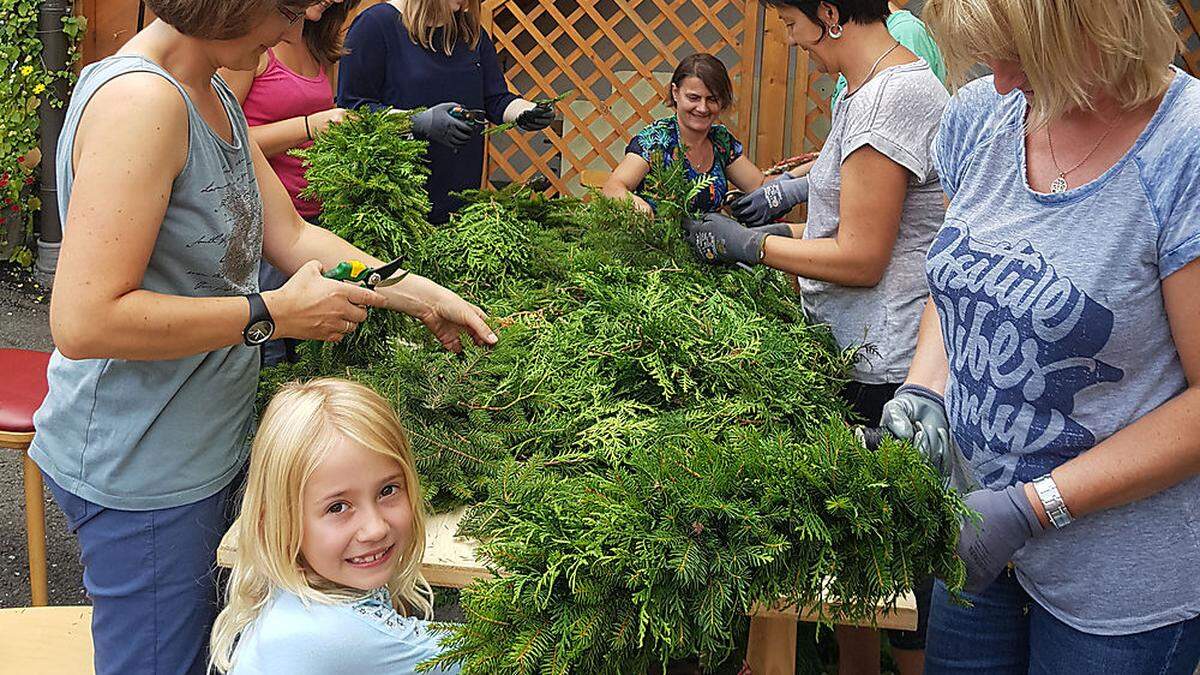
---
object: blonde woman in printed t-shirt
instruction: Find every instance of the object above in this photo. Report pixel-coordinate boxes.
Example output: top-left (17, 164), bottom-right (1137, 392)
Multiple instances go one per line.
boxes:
top-left (881, 0), bottom-right (1200, 671)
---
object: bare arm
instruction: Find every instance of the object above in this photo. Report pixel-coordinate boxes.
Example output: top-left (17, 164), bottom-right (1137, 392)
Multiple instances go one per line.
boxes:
top-left (602, 153), bottom-right (654, 214)
top-left (724, 155), bottom-right (767, 193)
top-left (48, 74), bottom-right (372, 361)
top-left (255, 141), bottom-right (496, 352)
top-left (903, 297), bottom-right (950, 392)
top-left (1041, 259), bottom-right (1200, 522)
top-left (760, 145), bottom-right (908, 286)
top-left (219, 58), bottom-right (346, 159)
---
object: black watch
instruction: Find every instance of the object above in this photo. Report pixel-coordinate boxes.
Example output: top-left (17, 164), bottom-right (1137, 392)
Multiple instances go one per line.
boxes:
top-left (242, 293), bottom-right (276, 346)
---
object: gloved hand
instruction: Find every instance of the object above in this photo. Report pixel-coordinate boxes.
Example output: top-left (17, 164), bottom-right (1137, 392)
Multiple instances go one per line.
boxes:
top-left (729, 175), bottom-right (809, 226)
top-left (686, 212), bottom-right (772, 266)
top-left (412, 102), bottom-right (476, 149)
top-left (957, 484), bottom-right (1045, 593)
top-left (880, 384), bottom-right (955, 473)
top-left (516, 103), bottom-right (556, 131)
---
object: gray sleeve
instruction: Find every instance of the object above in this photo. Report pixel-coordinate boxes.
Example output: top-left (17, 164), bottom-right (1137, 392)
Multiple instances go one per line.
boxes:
top-left (839, 69), bottom-right (949, 184)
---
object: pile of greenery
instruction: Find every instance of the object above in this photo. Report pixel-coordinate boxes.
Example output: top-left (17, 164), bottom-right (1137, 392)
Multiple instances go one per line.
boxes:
top-left (291, 110), bottom-right (432, 361)
top-left (271, 114), bottom-right (969, 674)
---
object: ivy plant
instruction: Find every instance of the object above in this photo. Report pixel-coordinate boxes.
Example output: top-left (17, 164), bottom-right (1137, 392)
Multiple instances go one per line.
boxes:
top-left (0, 0), bottom-right (85, 264)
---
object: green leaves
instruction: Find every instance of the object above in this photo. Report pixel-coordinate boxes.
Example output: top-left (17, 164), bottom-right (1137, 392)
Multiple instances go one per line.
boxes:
top-left (1, 2), bottom-right (84, 249)
top-left (271, 120), bottom-right (969, 674)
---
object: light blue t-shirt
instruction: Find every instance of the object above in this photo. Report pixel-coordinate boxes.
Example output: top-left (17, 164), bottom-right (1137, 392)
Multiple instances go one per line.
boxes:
top-left (30, 56), bottom-right (263, 510)
top-left (931, 71), bottom-right (1200, 634)
top-left (229, 588), bottom-right (460, 674)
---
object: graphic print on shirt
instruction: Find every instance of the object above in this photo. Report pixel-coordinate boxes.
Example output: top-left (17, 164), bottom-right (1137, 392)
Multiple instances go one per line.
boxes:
top-left (187, 152), bottom-right (263, 294)
top-left (926, 221), bottom-right (1124, 488)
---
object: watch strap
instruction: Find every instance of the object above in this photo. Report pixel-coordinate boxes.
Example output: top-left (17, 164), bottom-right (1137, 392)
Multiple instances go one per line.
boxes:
top-left (1032, 474), bottom-right (1073, 529)
top-left (242, 293), bottom-right (275, 346)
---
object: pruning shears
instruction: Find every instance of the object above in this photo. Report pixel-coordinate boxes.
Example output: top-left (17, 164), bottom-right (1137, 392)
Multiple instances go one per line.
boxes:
top-left (323, 257), bottom-right (408, 289)
top-left (449, 106), bottom-right (487, 129)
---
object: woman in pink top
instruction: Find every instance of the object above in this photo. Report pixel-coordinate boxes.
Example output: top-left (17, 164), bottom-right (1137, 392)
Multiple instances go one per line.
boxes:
top-left (221, 0), bottom-right (357, 365)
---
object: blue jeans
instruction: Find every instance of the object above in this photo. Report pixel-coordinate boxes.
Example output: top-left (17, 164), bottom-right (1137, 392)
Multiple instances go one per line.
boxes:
top-left (926, 568), bottom-right (1200, 674)
top-left (45, 472), bottom-right (241, 675)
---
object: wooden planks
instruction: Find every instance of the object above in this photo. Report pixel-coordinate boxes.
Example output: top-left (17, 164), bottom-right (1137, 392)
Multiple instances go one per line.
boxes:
top-left (0, 606), bottom-right (95, 675)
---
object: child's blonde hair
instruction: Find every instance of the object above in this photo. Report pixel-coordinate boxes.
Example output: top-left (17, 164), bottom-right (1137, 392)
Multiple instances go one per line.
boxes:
top-left (923, 0), bottom-right (1179, 127)
top-left (210, 378), bottom-right (432, 672)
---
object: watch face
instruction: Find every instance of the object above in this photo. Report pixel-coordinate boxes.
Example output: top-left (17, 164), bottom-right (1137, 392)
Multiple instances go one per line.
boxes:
top-left (245, 319), bottom-right (275, 345)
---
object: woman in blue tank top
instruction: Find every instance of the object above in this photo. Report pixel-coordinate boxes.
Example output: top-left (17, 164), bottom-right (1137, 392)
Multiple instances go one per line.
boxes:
top-left (31, 1), bottom-right (496, 673)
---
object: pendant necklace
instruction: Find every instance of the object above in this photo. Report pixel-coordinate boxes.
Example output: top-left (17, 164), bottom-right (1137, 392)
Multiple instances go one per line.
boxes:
top-left (843, 41), bottom-right (901, 100)
top-left (1045, 114), bottom-right (1119, 194)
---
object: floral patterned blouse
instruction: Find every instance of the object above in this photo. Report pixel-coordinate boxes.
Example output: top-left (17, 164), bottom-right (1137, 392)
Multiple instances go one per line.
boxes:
top-left (625, 116), bottom-right (744, 213)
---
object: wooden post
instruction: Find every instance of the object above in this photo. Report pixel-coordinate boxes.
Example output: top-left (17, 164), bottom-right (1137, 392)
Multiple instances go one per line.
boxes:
top-left (745, 614), bottom-right (798, 675)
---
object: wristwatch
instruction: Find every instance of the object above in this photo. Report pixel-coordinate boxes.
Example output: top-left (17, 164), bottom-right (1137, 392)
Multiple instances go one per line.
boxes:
top-left (242, 292), bottom-right (275, 347)
top-left (1031, 474), bottom-right (1073, 529)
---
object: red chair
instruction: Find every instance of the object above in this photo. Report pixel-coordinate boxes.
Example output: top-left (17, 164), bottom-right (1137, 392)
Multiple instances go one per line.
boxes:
top-left (0, 348), bottom-right (52, 606)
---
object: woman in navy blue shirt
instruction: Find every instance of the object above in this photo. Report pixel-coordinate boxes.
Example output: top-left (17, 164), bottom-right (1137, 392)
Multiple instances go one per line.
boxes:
top-left (338, 0), bottom-right (555, 224)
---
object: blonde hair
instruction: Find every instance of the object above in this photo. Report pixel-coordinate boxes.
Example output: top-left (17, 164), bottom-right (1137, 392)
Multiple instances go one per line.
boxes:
top-left (401, 0), bottom-right (483, 55)
top-left (210, 378), bottom-right (432, 673)
top-left (922, 0), bottom-right (1179, 126)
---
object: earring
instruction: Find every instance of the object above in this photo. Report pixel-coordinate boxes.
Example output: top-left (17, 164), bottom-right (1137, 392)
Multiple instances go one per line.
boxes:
top-left (827, 23), bottom-right (843, 39)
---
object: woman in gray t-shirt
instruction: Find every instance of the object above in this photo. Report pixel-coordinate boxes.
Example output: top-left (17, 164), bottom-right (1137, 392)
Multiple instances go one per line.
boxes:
top-left (685, 1), bottom-right (947, 671)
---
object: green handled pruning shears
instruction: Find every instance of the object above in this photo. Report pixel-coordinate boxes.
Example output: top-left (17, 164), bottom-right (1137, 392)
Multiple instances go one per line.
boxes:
top-left (323, 257), bottom-right (409, 289)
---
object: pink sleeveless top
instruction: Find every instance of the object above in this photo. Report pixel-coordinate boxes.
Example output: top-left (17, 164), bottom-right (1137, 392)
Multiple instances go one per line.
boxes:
top-left (242, 49), bottom-right (333, 219)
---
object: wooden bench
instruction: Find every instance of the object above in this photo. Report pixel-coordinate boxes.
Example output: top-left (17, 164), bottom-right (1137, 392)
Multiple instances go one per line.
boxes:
top-left (218, 508), bottom-right (915, 673)
top-left (0, 606), bottom-right (94, 674)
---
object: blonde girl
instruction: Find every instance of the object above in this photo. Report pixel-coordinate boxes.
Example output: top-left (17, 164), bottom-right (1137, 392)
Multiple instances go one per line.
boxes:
top-left (211, 378), bottom-right (457, 673)
top-left (881, 0), bottom-right (1200, 671)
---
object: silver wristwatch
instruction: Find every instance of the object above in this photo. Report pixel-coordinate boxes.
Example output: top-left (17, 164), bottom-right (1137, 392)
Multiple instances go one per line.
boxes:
top-left (1032, 474), bottom-right (1073, 529)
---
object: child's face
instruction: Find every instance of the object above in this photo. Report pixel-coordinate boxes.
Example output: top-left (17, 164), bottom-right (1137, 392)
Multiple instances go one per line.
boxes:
top-left (300, 435), bottom-right (415, 591)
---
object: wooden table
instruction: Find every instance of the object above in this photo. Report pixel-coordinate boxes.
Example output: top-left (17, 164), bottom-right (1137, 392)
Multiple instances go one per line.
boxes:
top-left (218, 508), bottom-right (916, 674)
top-left (0, 606), bottom-right (95, 674)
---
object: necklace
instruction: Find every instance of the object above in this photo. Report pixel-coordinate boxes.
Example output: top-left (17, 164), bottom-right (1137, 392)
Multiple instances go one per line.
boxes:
top-left (1045, 115), bottom-right (1119, 194)
top-left (844, 41), bottom-right (901, 99)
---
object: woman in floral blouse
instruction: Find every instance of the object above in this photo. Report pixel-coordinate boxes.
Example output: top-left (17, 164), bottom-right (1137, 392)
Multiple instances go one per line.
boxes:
top-left (603, 53), bottom-right (765, 214)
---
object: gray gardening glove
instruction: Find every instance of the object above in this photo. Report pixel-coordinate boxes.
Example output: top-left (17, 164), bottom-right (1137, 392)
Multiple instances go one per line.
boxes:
top-left (412, 102), bottom-right (476, 149)
top-left (516, 103), bottom-right (556, 131)
top-left (729, 175), bottom-right (809, 226)
top-left (686, 212), bottom-right (770, 266)
top-left (957, 484), bottom-right (1045, 593)
top-left (881, 384), bottom-right (955, 473)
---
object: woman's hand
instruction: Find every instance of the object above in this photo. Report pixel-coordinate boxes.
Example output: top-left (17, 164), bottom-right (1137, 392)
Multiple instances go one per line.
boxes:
top-left (516, 102), bottom-right (556, 131)
top-left (956, 484), bottom-right (1045, 592)
top-left (307, 107), bottom-right (351, 138)
top-left (504, 99), bottom-right (556, 131)
top-left (382, 274), bottom-right (497, 352)
top-left (411, 102), bottom-right (476, 149)
top-left (263, 261), bottom-right (388, 342)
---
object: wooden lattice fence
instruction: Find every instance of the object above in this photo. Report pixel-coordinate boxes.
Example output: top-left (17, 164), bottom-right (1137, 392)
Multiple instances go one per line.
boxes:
top-left (75, 0), bottom-right (1200, 196)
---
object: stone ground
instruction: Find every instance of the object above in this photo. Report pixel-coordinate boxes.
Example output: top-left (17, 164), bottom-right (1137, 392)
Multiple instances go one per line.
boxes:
top-left (0, 262), bottom-right (87, 608)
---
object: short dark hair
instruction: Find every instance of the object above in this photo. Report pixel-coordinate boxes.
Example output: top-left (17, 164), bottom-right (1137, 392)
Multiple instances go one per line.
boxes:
top-left (145, 0), bottom-right (314, 40)
top-left (759, 0), bottom-right (890, 28)
top-left (667, 53), bottom-right (734, 110)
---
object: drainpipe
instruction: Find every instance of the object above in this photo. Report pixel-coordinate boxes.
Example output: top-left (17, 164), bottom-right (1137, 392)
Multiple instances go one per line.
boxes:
top-left (35, 0), bottom-right (71, 285)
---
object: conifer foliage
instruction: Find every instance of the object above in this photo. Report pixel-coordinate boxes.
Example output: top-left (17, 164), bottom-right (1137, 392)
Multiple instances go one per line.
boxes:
top-left (268, 114), bottom-right (970, 674)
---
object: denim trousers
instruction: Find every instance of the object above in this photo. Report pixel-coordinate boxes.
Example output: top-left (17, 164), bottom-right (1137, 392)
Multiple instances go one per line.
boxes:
top-left (45, 472), bottom-right (241, 675)
top-left (925, 568), bottom-right (1200, 674)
